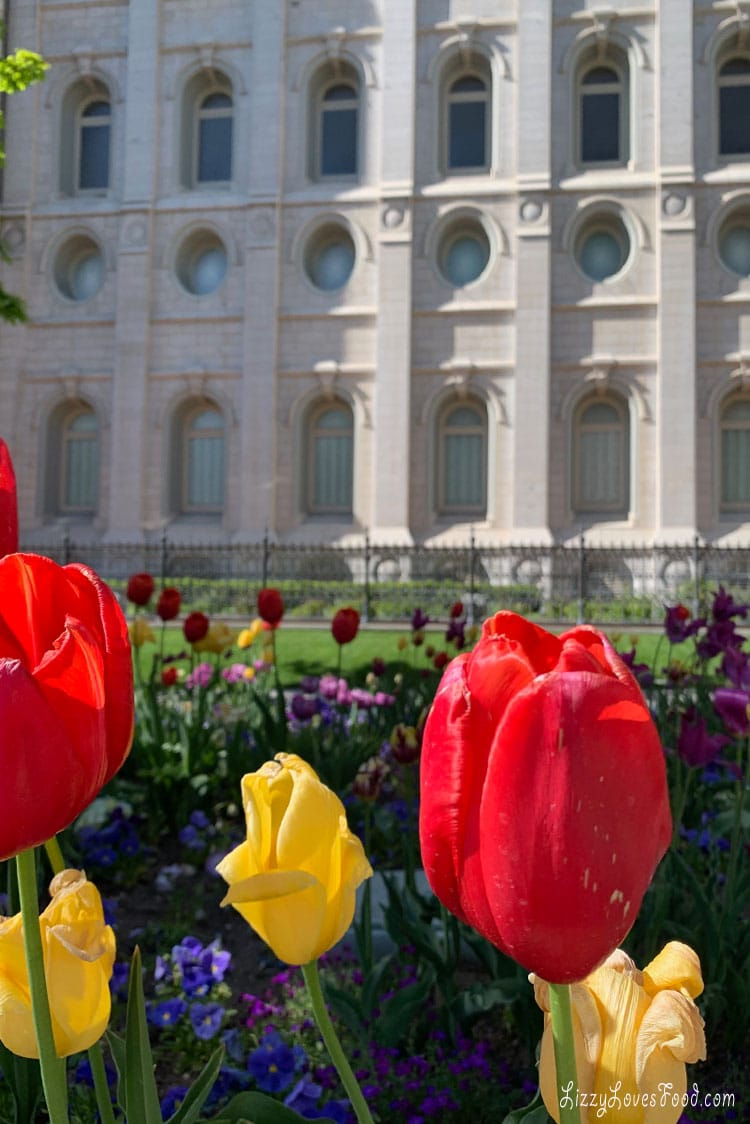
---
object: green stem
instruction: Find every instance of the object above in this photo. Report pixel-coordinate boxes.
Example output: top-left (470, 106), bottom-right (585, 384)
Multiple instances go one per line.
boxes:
top-left (44, 836), bottom-right (65, 877)
top-left (88, 1041), bottom-right (116, 1124)
top-left (721, 736), bottom-right (748, 935)
top-left (548, 982), bottom-right (581, 1124)
top-left (15, 848), bottom-right (69, 1124)
top-left (301, 959), bottom-right (375, 1124)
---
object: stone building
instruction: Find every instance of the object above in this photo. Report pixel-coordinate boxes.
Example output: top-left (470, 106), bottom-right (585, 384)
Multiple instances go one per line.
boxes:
top-left (2, 0), bottom-right (750, 551)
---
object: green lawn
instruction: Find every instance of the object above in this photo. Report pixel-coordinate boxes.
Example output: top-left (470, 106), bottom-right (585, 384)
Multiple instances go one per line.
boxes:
top-left (132, 618), bottom-right (685, 686)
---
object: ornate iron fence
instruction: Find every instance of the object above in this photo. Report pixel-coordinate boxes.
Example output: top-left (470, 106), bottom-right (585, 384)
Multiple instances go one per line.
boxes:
top-left (22, 532), bottom-right (750, 624)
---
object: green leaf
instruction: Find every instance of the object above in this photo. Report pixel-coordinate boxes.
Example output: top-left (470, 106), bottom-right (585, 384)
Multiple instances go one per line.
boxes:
top-left (167, 1045), bottom-right (225, 1124)
top-left (123, 947), bottom-right (163, 1124)
top-left (501, 1089), bottom-right (550, 1123)
top-left (360, 953), bottom-right (394, 1019)
top-left (106, 1028), bottom-right (126, 1112)
top-left (373, 967), bottom-right (435, 1048)
top-left (320, 981), bottom-right (366, 1043)
top-left (202, 1090), bottom-right (331, 1122)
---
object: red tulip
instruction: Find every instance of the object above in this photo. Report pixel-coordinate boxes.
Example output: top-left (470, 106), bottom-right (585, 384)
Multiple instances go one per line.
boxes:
top-left (156, 587), bottom-right (182, 621)
top-left (183, 611), bottom-right (209, 644)
top-left (0, 553), bottom-right (134, 860)
top-left (161, 667), bottom-right (178, 687)
top-left (257, 588), bottom-right (284, 626)
top-left (0, 438), bottom-right (18, 556)
top-left (450, 601), bottom-right (464, 619)
top-left (419, 612), bottom-right (672, 984)
top-left (126, 572), bottom-right (155, 606)
top-left (331, 607), bottom-right (360, 646)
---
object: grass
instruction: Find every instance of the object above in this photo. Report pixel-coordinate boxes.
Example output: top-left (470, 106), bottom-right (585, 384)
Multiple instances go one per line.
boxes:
top-left (131, 617), bottom-right (692, 687)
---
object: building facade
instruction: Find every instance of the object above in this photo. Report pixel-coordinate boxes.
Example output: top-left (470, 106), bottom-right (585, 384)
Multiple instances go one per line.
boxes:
top-left (2, 0), bottom-right (750, 551)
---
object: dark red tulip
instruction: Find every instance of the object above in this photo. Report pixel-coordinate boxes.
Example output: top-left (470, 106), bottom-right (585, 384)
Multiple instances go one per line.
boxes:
top-left (0, 438), bottom-right (18, 556)
top-left (0, 553), bottom-right (134, 859)
top-left (419, 612), bottom-right (672, 984)
top-left (331, 607), bottom-right (360, 646)
top-left (156, 587), bottom-right (182, 621)
top-left (183, 611), bottom-right (210, 644)
top-left (161, 667), bottom-right (178, 687)
top-left (126, 572), bottom-right (155, 607)
top-left (257, 588), bottom-right (284, 626)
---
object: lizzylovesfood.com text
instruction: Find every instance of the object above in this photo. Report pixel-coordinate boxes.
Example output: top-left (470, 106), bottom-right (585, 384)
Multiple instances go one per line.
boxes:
top-left (559, 1081), bottom-right (736, 1118)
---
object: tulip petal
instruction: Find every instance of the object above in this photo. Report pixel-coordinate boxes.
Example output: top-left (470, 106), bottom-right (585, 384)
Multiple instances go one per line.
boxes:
top-left (636, 992), bottom-right (706, 1124)
top-left (0, 659), bottom-right (106, 858)
top-left (419, 653), bottom-right (505, 946)
top-left (479, 670), bottom-right (671, 981)
top-left (642, 942), bottom-right (704, 1000)
top-left (220, 868), bottom-right (328, 966)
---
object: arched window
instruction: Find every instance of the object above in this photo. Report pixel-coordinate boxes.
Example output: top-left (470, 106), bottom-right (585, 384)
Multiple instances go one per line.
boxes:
top-left (441, 55), bottom-right (492, 174)
top-left (437, 401), bottom-right (487, 516)
top-left (720, 398), bottom-right (750, 509)
top-left (183, 406), bottom-right (225, 512)
top-left (573, 398), bottom-right (630, 515)
top-left (307, 403), bottom-right (353, 514)
top-left (577, 55), bottom-right (629, 166)
top-left (718, 57), bottom-right (750, 157)
top-left (58, 409), bottom-right (98, 514)
top-left (180, 73), bottom-right (233, 188)
top-left (310, 65), bottom-right (361, 180)
top-left (77, 98), bottom-right (111, 190)
top-left (60, 79), bottom-right (112, 196)
top-left (196, 91), bottom-right (233, 182)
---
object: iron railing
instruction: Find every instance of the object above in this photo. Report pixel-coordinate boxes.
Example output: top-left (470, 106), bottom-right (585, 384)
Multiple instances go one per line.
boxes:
top-left (21, 531), bottom-right (750, 624)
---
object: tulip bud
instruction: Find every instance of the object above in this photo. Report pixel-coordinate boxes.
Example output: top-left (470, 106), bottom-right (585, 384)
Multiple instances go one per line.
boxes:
top-left (331, 606), bottom-right (360, 646)
top-left (183, 611), bottom-right (210, 644)
top-left (126, 572), bottom-right (155, 606)
top-left (156, 586), bottom-right (182, 621)
top-left (257, 587), bottom-right (284, 626)
top-left (0, 870), bottom-right (115, 1058)
top-left (420, 611), bottom-right (672, 983)
top-left (217, 754), bottom-right (372, 965)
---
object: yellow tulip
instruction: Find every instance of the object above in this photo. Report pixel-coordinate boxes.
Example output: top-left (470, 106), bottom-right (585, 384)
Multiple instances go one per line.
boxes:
top-left (0, 870), bottom-right (116, 1058)
top-left (128, 617), bottom-right (155, 647)
top-left (217, 754), bottom-right (372, 965)
top-left (532, 942), bottom-right (706, 1124)
top-left (237, 619), bottom-right (263, 649)
top-left (193, 622), bottom-right (236, 654)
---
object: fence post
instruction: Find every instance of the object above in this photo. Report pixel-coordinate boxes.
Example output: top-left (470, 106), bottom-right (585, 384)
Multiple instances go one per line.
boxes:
top-left (467, 526), bottom-right (476, 627)
top-left (577, 533), bottom-right (586, 624)
top-left (693, 534), bottom-right (702, 618)
top-left (262, 528), bottom-right (270, 587)
top-left (160, 531), bottom-right (168, 584)
top-left (363, 531), bottom-right (371, 624)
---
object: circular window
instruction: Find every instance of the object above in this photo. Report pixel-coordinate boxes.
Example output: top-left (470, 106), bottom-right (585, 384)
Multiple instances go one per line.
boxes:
top-left (575, 216), bottom-right (631, 282)
top-left (176, 231), bottom-right (228, 296)
top-left (438, 222), bottom-right (490, 287)
top-left (304, 226), bottom-right (355, 291)
top-left (719, 222), bottom-right (750, 277)
top-left (53, 236), bottom-right (105, 301)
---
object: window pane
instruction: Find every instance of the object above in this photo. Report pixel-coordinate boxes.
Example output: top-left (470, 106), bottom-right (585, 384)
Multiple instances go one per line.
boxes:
top-left (444, 432), bottom-right (483, 509)
top-left (724, 400), bottom-right (750, 423)
top-left (314, 432), bottom-right (353, 510)
top-left (79, 123), bottom-right (110, 189)
top-left (198, 116), bottom-right (232, 181)
top-left (720, 85), bottom-right (750, 155)
top-left (581, 92), bottom-right (620, 162)
top-left (323, 84), bottom-right (356, 103)
top-left (722, 429), bottom-right (750, 504)
top-left (318, 407), bottom-right (350, 430)
top-left (451, 75), bottom-right (486, 94)
top-left (188, 435), bottom-right (224, 508)
top-left (64, 431), bottom-right (98, 510)
top-left (720, 58), bottom-right (750, 76)
top-left (448, 100), bottom-right (486, 168)
top-left (578, 429), bottom-right (622, 508)
top-left (321, 106), bottom-right (357, 175)
top-left (202, 92), bottom-right (232, 110)
top-left (582, 66), bottom-right (618, 86)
